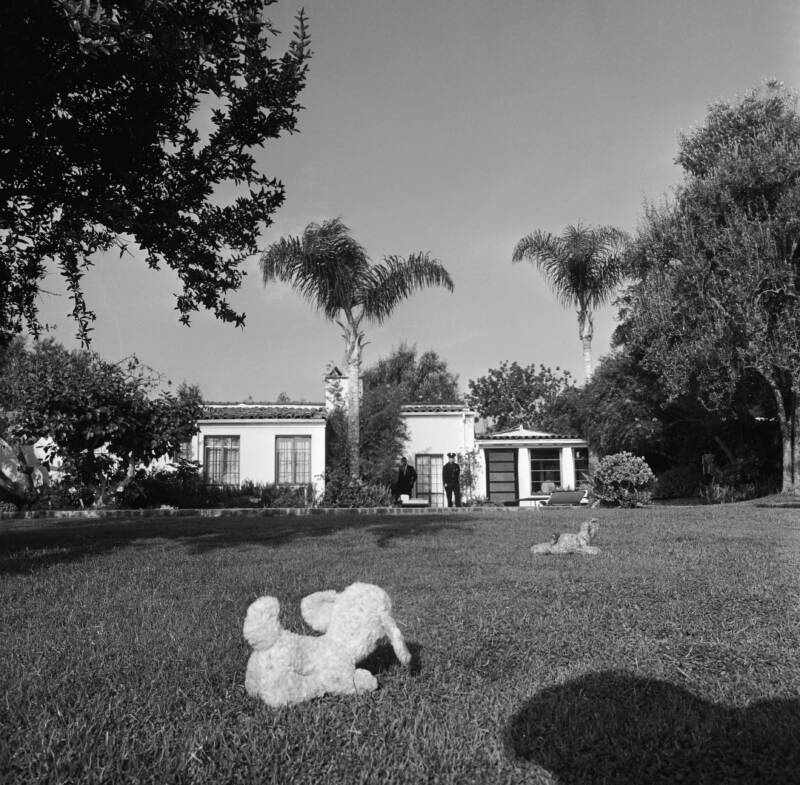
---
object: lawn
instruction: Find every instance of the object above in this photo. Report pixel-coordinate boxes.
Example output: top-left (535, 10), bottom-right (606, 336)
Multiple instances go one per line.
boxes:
top-left (1, 505), bottom-right (799, 784)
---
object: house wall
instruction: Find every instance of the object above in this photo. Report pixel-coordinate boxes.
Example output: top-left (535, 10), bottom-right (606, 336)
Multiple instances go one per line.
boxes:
top-left (402, 410), bottom-right (481, 505)
top-left (476, 440), bottom-right (588, 502)
top-left (190, 419), bottom-right (326, 497)
top-left (403, 412), bottom-right (476, 459)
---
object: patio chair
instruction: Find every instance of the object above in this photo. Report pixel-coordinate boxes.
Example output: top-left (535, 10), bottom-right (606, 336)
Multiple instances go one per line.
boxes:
top-left (542, 489), bottom-right (588, 507)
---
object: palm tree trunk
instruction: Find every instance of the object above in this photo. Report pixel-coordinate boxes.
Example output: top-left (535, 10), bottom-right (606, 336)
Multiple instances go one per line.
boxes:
top-left (578, 309), bottom-right (594, 382)
top-left (342, 313), bottom-right (364, 478)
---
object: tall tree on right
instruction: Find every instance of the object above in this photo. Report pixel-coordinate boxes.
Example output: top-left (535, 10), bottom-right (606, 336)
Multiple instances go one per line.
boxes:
top-left (620, 82), bottom-right (800, 494)
top-left (512, 224), bottom-right (627, 381)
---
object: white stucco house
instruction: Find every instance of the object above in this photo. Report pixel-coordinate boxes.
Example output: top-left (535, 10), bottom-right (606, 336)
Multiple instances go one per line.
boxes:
top-left (185, 369), bottom-right (589, 507)
top-left (182, 402), bottom-right (328, 498)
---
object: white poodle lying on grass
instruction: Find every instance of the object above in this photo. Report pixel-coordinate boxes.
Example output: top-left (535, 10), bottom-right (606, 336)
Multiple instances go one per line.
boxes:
top-left (243, 582), bottom-right (412, 707)
top-left (530, 518), bottom-right (600, 555)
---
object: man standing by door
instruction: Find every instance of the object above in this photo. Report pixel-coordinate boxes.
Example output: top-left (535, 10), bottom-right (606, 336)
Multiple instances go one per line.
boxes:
top-left (443, 452), bottom-right (461, 508)
top-left (395, 456), bottom-right (417, 502)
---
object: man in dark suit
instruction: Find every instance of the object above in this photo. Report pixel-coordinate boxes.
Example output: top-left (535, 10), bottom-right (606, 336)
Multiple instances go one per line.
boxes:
top-left (443, 452), bottom-right (461, 507)
top-left (395, 457), bottom-right (417, 502)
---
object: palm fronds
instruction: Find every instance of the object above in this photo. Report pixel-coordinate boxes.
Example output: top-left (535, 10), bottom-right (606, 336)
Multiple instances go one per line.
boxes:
top-left (513, 223), bottom-right (627, 310)
top-left (259, 217), bottom-right (370, 319)
top-left (261, 220), bottom-right (454, 325)
top-left (360, 253), bottom-right (454, 323)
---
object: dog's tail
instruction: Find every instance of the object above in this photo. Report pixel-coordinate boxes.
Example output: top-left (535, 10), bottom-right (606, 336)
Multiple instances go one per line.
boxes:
top-left (243, 596), bottom-right (283, 651)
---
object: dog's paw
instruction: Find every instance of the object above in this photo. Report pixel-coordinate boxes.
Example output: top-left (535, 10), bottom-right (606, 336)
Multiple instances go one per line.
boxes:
top-left (353, 668), bottom-right (379, 692)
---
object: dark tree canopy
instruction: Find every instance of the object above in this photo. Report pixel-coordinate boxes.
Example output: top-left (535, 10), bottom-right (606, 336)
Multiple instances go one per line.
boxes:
top-left (620, 82), bottom-right (800, 493)
top-left (362, 343), bottom-right (461, 404)
top-left (0, 337), bottom-right (202, 505)
top-left (0, 0), bottom-right (311, 344)
top-left (466, 361), bottom-right (575, 432)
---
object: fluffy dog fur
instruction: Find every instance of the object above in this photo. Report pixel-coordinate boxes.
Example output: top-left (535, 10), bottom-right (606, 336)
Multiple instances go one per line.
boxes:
top-left (530, 518), bottom-right (600, 555)
top-left (243, 582), bottom-right (411, 707)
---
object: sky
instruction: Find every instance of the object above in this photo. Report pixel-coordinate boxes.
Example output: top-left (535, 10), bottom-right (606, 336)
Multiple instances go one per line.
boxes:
top-left (35, 0), bottom-right (800, 403)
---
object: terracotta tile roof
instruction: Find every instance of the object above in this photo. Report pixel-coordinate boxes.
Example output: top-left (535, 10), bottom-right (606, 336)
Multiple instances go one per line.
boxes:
top-left (477, 426), bottom-right (583, 441)
top-left (401, 403), bottom-right (473, 414)
top-left (201, 403), bottom-right (326, 420)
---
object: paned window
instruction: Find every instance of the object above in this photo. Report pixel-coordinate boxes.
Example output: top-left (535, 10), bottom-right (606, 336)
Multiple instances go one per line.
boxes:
top-left (530, 448), bottom-right (561, 493)
top-left (276, 436), bottom-right (311, 484)
top-left (204, 436), bottom-right (240, 486)
top-left (415, 454), bottom-right (444, 507)
top-left (573, 448), bottom-right (590, 489)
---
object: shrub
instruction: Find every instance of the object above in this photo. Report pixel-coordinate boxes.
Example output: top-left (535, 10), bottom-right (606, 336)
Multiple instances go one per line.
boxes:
top-left (34, 480), bottom-right (97, 510)
top-left (115, 461), bottom-right (205, 508)
top-left (697, 455), bottom-right (775, 504)
top-left (321, 468), bottom-right (393, 508)
top-left (699, 478), bottom-right (765, 505)
top-left (253, 482), bottom-right (312, 508)
top-left (592, 452), bottom-right (655, 508)
top-left (114, 464), bottom-right (313, 509)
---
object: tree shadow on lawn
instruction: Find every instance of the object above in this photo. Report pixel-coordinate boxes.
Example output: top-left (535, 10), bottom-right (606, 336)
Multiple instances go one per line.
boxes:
top-left (370, 521), bottom-right (471, 548)
top-left (504, 670), bottom-right (800, 784)
top-left (0, 514), bottom-right (475, 575)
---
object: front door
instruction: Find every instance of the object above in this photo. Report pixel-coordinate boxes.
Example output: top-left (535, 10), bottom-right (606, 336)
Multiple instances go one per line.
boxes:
top-left (486, 449), bottom-right (518, 504)
top-left (415, 454), bottom-right (444, 507)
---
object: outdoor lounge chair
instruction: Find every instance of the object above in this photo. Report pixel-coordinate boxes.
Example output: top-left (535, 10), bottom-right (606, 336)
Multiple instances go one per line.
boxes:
top-left (501, 489), bottom-right (589, 508)
top-left (542, 490), bottom-right (587, 506)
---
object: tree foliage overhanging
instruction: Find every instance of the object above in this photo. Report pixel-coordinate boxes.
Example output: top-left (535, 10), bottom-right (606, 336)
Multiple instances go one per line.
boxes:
top-left (618, 81), bottom-right (800, 493)
top-left (0, 0), bottom-right (311, 344)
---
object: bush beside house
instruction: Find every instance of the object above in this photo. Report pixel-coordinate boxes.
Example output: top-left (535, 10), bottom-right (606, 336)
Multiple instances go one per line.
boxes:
top-left (592, 452), bottom-right (655, 508)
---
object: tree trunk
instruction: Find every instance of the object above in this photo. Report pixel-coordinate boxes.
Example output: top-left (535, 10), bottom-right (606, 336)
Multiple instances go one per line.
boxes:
top-left (780, 394), bottom-right (800, 494)
top-left (767, 379), bottom-right (799, 495)
top-left (578, 309), bottom-right (594, 382)
top-left (342, 315), bottom-right (364, 478)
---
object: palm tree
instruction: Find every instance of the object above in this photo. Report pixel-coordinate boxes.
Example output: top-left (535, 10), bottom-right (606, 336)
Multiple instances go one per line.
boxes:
top-left (512, 223), bottom-right (627, 381)
top-left (260, 217), bottom-right (454, 476)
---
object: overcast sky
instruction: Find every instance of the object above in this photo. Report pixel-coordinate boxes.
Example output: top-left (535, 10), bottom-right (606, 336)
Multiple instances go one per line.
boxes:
top-left (36, 0), bottom-right (800, 402)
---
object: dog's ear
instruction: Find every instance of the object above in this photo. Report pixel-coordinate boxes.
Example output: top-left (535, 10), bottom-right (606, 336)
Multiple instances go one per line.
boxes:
top-left (301, 590), bottom-right (339, 632)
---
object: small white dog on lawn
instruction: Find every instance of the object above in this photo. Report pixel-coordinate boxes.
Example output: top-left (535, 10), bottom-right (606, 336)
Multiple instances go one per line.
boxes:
top-left (243, 582), bottom-right (412, 707)
top-left (530, 518), bottom-right (600, 555)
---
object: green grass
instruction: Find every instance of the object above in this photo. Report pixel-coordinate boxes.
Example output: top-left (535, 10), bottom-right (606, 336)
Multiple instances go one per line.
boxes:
top-left (1, 506), bottom-right (799, 784)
